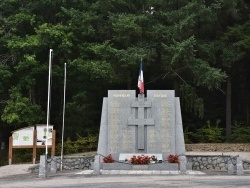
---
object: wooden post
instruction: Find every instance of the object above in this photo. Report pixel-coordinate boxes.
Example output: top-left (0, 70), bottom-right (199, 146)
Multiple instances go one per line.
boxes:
top-left (51, 130), bottom-right (56, 156)
top-left (8, 136), bottom-right (13, 165)
top-left (33, 130), bottom-right (37, 164)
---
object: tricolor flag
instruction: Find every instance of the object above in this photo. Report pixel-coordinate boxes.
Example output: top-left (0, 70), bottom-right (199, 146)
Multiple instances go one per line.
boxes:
top-left (138, 62), bottom-right (144, 94)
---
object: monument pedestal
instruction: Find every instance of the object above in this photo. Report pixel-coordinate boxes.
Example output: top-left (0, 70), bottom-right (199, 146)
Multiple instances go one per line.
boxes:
top-left (102, 162), bottom-right (180, 171)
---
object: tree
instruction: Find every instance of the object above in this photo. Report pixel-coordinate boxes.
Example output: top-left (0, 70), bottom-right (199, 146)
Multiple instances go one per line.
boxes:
top-left (1, 87), bottom-right (44, 126)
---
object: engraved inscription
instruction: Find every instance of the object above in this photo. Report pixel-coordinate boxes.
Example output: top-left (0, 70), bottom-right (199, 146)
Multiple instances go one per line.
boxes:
top-left (148, 130), bottom-right (157, 152)
top-left (110, 101), bottom-right (120, 108)
top-left (108, 103), bottom-right (120, 153)
top-left (122, 130), bottom-right (133, 152)
top-left (113, 94), bottom-right (131, 97)
top-left (161, 107), bottom-right (171, 152)
top-left (154, 94), bottom-right (167, 97)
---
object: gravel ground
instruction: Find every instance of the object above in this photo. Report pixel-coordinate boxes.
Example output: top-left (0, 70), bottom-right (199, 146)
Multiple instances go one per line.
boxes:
top-left (0, 164), bottom-right (36, 178)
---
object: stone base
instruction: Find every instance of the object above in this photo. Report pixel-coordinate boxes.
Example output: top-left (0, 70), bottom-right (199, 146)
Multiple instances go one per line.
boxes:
top-left (149, 163), bottom-right (179, 171)
top-left (186, 163), bottom-right (193, 170)
top-left (103, 163), bottom-right (132, 170)
top-left (102, 162), bottom-right (180, 171)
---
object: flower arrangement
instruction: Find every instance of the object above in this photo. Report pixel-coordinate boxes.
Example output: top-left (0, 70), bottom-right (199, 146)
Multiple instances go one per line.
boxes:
top-left (130, 154), bottom-right (151, 164)
top-left (150, 155), bottom-right (158, 163)
top-left (167, 154), bottom-right (180, 164)
top-left (103, 154), bottom-right (115, 163)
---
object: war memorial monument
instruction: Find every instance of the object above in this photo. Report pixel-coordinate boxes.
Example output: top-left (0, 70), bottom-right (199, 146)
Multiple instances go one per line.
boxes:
top-left (94, 90), bottom-right (186, 173)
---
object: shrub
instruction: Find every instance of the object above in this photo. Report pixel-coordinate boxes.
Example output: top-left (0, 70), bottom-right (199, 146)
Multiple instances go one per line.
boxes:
top-left (57, 134), bottom-right (98, 155)
top-left (230, 123), bottom-right (250, 143)
top-left (193, 120), bottom-right (223, 143)
top-left (184, 127), bottom-right (195, 144)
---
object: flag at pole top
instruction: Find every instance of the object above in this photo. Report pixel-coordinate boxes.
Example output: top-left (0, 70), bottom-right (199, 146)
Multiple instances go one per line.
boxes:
top-left (138, 61), bottom-right (144, 94)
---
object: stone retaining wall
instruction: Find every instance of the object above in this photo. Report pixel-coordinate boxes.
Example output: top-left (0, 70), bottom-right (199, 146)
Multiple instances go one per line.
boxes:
top-left (48, 156), bottom-right (94, 170)
top-left (47, 155), bottom-right (250, 171)
top-left (186, 155), bottom-right (250, 170)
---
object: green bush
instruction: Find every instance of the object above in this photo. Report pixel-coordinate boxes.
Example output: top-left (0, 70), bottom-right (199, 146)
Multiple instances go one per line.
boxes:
top-left (193, 120), bottom-right (223, 143)
top-left (230, 123), bottom-right (250, 143)
top-left (57, 134), bottom-right (98, 155)
top-left (10, 134), bottom-right (98, 164)
top-left (184, 128), bottom-right (195, 144)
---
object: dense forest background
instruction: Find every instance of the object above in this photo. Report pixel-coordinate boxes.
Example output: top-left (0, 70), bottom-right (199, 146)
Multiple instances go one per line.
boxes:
top-left (1, 0), bottom-right (250, 147)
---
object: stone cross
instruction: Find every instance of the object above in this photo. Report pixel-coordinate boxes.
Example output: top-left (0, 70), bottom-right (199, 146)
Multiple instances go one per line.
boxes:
top-left (127, 94), bottom-right (154, 150)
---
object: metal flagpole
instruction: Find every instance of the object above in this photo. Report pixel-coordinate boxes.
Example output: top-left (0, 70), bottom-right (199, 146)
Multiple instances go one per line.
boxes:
top-left (45, 49), bottom-right (53, 177)
top-left (60, 63), bottom-right (66, 171)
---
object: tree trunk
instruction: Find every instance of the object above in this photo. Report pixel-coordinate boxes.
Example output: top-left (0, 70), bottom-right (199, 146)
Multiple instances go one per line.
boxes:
top-left (126, 70), bottom-right (132, 90)
top-left (226, 77), bottom-right (232, 141)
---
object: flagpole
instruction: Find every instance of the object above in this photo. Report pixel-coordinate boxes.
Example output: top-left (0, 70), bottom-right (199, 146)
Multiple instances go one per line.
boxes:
top-left (60, 63), bottom-right (66, 171)
top-left (45, 49), bottom-right (53, 177)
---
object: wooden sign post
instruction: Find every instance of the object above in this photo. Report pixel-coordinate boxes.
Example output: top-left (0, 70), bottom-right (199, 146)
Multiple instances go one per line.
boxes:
top-left (8, 125), bottom-right (56, 165)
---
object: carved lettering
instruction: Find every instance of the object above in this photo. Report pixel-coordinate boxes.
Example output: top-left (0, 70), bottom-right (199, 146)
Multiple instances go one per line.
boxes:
top-left (153, 94), bottom-right (167, 97)
top-left (113, 94), bottom-right (131, 97)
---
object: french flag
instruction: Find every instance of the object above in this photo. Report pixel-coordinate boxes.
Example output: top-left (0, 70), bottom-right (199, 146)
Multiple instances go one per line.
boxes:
top-left (138, 62), bottom-right (144, 94)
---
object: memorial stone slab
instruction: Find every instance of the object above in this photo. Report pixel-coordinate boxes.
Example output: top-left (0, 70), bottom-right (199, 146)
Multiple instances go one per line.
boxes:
top-left (95, 90), bottom-right (185, 171)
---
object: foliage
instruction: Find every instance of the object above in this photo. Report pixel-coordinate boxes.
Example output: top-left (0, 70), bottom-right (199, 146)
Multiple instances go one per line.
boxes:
top-left (0, 0), bottom-right (250, 145)
top-left (184, 127), bottom-right (195, 144)
top-left (11, 148), bottom-right (45, 164)
top-left (58, 134), bottom-right (98, 155)
top-left (103, 154), bottom-right (114, 163)
top-left (167, 154), bottom-right (180, 164)
top-left (180, 84), bottom-right (204, 118)
top-left (1, 87), bottom-right (44, 126)
top-left (130, 154), bottom-right (151, 165)
top-left (193, 120), bottom-right (224, 143)
top-left (229, 123), bottom-right (250, 143)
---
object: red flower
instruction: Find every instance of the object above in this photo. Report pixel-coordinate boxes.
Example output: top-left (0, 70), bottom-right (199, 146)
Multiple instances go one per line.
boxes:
top-left (167, 154), bottom-right (179, 164)
top-left (130, 154), bottom-right (151, 164)
top-left (103, 154), bottom-right (115, 163)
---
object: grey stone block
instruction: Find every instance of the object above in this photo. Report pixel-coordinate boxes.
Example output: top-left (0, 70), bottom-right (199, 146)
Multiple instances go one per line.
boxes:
top-left (93, 155), bottom-right (101, 175)
top-left (179, 156), bottom-right (187, 174)
top-left (50, 156), bottom-right (57, 174)
top-left (236, 157), bottom-right (244, 175)
top-left (186, 163), bottom-right (193, 170)
top-left (132, 165), bottom-right (148, 170)
top-left (167, 163), bottom-right (179, 171)
top-left (103, 163), bottom-right (132, 170)
top-left (39, 155), bottom-right (47, 178)
top-left (227, 160), bottom-right (234, 175)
